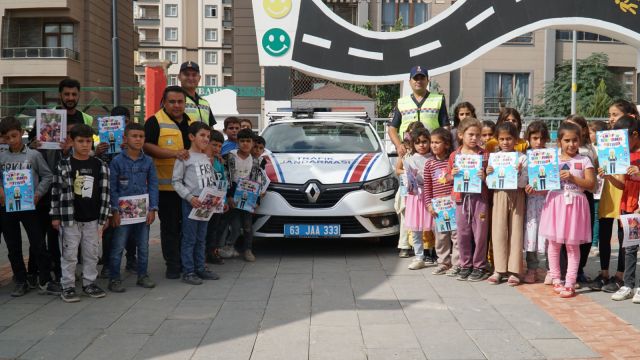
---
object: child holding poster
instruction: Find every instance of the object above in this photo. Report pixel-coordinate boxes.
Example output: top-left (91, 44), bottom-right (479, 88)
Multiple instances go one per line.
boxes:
top-left (172, 122), bottom-right (221, 285)
top-left (107, 123), bottom-right (159, 293)
top-left (0, 116), bottom-right (57, 297)
top-left (539, 122), bottom-right (596, 298)
top-left (485, 122), bottom-right (528, 286)
top-left (424, 128), bottom-right (458, 276)
top-left (447, 118), bottom-right (490, 282)
top-left (523, 121), bottom-right (552, 284)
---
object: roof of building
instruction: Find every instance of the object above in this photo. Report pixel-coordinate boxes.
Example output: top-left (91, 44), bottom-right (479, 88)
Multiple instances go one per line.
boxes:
top-left (293, 84), bottom-right (373, 101)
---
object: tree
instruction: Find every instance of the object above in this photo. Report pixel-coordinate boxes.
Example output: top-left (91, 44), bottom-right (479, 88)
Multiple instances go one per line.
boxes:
top-left (535, 53), bottom-right (627, 116)
top-left (581, 79), bottom-right (612, 118)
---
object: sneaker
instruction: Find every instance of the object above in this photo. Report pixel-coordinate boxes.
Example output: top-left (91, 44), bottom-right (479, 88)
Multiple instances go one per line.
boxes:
top-left (232, 249), bottom-right (241, 257)
top-left (196, 270), bottom-right (220, 280)
top-left (447, 266), bottom-right (461, 277)
top-left (507, 275), bottom-right (521, 287)
top-left (61, 288), bottom-right (80, 303)
top-left (559, 286), bottom-right (576, 298)
top-left (219, 245), bottom-right (235, 259)
top-left (398, 249), bottom-right (411, 258)
top-left (523, 270), bottom-right (536, 284)
top-left (98, 267), bottom-right (110, 279)
top-left (206, 250), bottom-right (225, 265)
top-left (468, 269), bottom-right (490, 282)
top-left (633, 288), bottom-right (640, 304)
top-left (576, 273), bottom-right (591, 289)
top-left (424, 255), bottom-right (436, 265)
top-left (244, 250), bottom-right (256, 262)
top-left (432, 264), bottom-right (450, 275)
top-left (487, 272), bottom-right (503, 285)
top-left (408, 259), bottom-right (426, 270)
top-left (165, 270), bottom-right (181, 280)
top-left (544, 272), bottom-right (553, 285)
top-left (26, 274), bottom-right (37, 289)
top-left (611, 286), bottom-right (633, 301)
top-left (137, 275), bottom-right (156, 288)
top-left (588, 274), bottom-right (608, 291)
top-left (182, 273), bottom-right (203, 285)
top-left (602, 277), bottom-right (624, 293)
top-left (108, 280), bottom-right (126, 293)
top-left (38, 281), bottom-right (62, 296)
top-left (456, 267), bottom-right (473, 281)
top-left (83, 284), bottom-right (106, 298)
top-left (11, 282), bottom-right (28, 297)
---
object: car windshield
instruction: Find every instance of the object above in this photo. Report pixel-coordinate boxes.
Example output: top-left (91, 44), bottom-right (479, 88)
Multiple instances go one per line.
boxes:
top-left (262, 121), bottom-right (381, 154)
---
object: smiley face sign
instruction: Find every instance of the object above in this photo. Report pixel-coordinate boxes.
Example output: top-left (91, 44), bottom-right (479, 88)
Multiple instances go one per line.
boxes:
top-left (263, 0), bottom-right (292, 19)
top-left (262, 28), bottom-right (291, 57)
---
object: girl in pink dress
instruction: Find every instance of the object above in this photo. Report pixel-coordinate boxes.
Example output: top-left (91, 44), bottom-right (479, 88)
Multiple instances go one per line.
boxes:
top-left (539, 122), bottom-right (596, 298)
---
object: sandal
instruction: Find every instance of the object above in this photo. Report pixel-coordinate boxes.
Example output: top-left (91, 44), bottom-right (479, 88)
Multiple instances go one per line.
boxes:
top-left (487, 272), bottom-right (502, 285)
top-left (553, 281), bottom-right (565, 293)
top-left (507, 275), bottom-right (521, 286)
top-left (559, 286), bottom-right (576, 298)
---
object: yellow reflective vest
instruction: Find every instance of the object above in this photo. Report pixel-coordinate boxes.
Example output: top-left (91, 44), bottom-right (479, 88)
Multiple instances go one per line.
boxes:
top-left (185, 95), bottom-right (212, 125)
top-left (153, 109), bottom-right (194, 191)
top-left (397, 92), bottom-right (444, 139)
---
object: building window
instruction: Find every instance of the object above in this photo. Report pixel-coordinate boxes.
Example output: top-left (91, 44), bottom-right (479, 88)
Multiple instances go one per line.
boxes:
top-left (205, 5), bottom-right (217, 18)
top-left (381, 3), bottom-right (430, 31)
top-left (205, 29), bottom-right (218, 42)
top-left (556, 31), bottom-right (621, 43)
top-left (165, 4), bottom-right (178, 17)
top-left (484, 72), bottom-right (530, 115)
top-left (205, 51), bottom-right (218, 64)
top-left (168, 74), bottom-right (178, 86)
top-left (44, 23), bottom-right (75, 49)
top-left (165, 50), bottom-right (178, 64)
top-left (205, 75), bottom-right (218, 86)
top-left (505, 32), bottom-right (534, 45)
top-left (165, 27), bottom-right (178, 41)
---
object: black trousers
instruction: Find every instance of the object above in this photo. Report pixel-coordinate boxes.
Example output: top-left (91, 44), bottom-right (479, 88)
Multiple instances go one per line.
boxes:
top-left (598, 217), bottom-right (626, 273)
top-left (3, 210), bottom-right (51, 285)
top-left (29, 192), bottom-right (61, 281)
top-left (158, 191), bottom-right (182, 274)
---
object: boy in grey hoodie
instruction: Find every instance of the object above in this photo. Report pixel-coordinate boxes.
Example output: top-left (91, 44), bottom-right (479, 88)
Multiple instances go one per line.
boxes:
top-left (0, 116), bottom-right (57, 297)
top-left (172, 122), bottom-right (220, 285)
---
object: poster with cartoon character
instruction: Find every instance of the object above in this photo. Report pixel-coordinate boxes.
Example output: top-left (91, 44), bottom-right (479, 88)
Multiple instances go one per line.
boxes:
top-left (118, 194), bottom-right (149, 225)
top-left (98, 116), bottom-right (125, 154)
top-left (527, 148), bottom-right (560, 191)
top-left (36, 109), bottom-right (67, 150)
top-left (3, 169), bottom-right (35, 212)
top-left (453, 154), bottom-right (482, 193)
top-left (486, 152), bottom-right (518, 190)
top-left (621, 214), bottom-right (640, 248)
top-left (233, 178), bottom-right (260, 212)
top-left (597, 129), bottom-right (630, 175)
top-left (431, 196), bottom-right (457, 232)
top-left (188, 188), bottom-right (226, 221)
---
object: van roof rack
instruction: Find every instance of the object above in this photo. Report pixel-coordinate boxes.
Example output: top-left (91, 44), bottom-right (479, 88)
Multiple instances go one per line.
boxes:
top-left (268, 108), bottom-right (370, 121)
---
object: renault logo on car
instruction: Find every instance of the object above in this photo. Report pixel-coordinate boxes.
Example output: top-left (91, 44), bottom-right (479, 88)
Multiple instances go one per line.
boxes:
top-left (305, 183), bottom-right (320, 203)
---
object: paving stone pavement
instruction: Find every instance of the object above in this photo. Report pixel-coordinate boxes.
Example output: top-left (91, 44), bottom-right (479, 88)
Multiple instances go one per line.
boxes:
top-left (0, 224), bottom-right (638, 359)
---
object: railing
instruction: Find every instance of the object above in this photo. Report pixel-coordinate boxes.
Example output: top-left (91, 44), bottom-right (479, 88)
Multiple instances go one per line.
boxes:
top-left (134, 18), bottom-right (161, 26)
top-left (483, 97), bottom-right (532, 115)
top-left (222, 67), bottom-right (233, 76)
top-left (139, 38), bottom-right (160, 45)
top-left (223, 20), bottom-right (233, 28)
top-left (222, 0), bottom-right (232, 5)
top-left (2, 47), bottom-right (79, 61)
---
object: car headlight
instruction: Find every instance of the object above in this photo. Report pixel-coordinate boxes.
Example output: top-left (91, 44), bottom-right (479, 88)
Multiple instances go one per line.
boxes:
top-left (363, 175), bottom-right (398, 194)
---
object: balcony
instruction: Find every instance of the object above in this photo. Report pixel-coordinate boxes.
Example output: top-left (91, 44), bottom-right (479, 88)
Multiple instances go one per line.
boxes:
top-left (136, 0), bottom-right (160, 3)
top-left (223, 20), bottom-right (233, 29)
top-left (135, 65), bottom-right (145, 73)
top-left (222, 0), bottom-right (232, 7)
top-left (134, 17), bottom-right (160, 27)
top-left (222, 42), bottom-right (232, 49)
top-left (223, 67), bottom-right (232, 77)
top-left (2, 47), bottom-right (79, 61)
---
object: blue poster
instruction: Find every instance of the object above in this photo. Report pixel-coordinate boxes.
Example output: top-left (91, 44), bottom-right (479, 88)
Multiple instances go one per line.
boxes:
top-left (233, 178), bottom-right (260, 212)
top-left (527, 148), bottom-right (560, 191)
top-left (453, 154), bottom-right (482, 194)
top-left (431, 196), bottom-right (457, 232)
top-left (98, 116), bottom-right (125, 154)
top-left (597, 129), bottom-right (630, 175)
top-left (3, 169), bottom-right (34, 212)
top-left (486, 152), bottom-right (518, 190)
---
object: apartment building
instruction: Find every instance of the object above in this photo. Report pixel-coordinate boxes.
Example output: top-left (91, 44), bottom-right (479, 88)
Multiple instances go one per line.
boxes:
top-left (0, 0), bottom-right (136, 117)
top-left (134, 0), bottom-right (233, 89)
top-left (321, 1), bottom-right (639, 116)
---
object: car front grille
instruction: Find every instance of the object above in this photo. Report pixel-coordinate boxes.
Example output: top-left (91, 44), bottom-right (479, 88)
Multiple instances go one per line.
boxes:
top-left (257, 216), bottom-right (369, 235)
top-left (269, 182), bottom-right (361, 208)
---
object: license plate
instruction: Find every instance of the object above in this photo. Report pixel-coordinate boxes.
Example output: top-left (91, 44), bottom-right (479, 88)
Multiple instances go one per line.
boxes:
top-left (284, 224), bottom-right (341, 238)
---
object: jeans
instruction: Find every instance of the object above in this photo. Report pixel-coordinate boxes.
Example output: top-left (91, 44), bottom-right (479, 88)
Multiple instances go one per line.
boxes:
top-left (228, 209), bottom-right (254, 251)
top-left (109, 222), bottom-right (150, 280)
top-left (624, 245), bottom-right (639, 288)
top-left (2, 210), bottom-right (50, 285)
top-left (181, 200), bottom-right (207, 275)
top-left (592, 201), bottom-right (600, 247)
top-left (159, 191), bottom-right (182, 274)
top-left (411, 231), bottom-right (424, 260)
top-left (102, 225), bottom-right (137, 269)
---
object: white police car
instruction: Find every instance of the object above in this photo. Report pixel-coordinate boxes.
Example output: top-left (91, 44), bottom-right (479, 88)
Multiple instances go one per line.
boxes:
top-left (254, 110), bottom-right (399, 239)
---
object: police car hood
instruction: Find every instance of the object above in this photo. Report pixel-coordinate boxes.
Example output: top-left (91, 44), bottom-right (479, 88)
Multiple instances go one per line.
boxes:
top-left (262, 152), bottom-right (391, 185)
